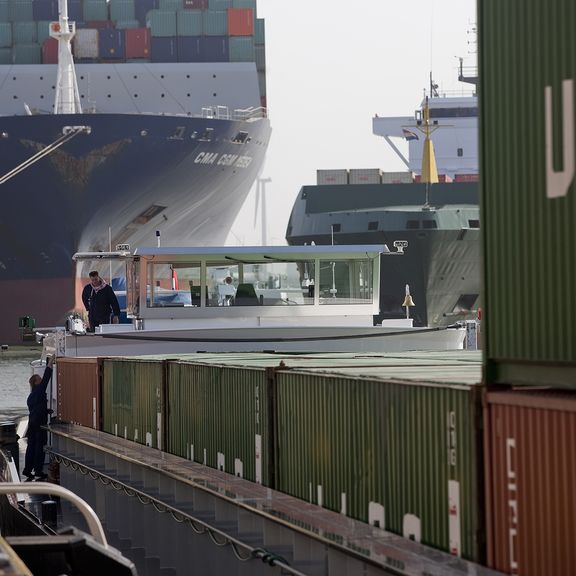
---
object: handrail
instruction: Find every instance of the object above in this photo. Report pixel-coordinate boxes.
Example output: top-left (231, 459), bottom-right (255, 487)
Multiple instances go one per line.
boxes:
top-left (0, 483), bottom-right (107, 547)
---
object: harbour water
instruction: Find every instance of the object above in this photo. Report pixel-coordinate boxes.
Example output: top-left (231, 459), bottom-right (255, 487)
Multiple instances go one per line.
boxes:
top-left (0, 348), bottom-right (39, 421)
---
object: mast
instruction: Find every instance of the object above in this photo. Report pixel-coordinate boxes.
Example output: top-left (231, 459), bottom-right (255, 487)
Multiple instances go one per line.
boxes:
top-left (50, 0), bottom-right (82, 114)
top-left (419, 97), bottom-right (439, 184)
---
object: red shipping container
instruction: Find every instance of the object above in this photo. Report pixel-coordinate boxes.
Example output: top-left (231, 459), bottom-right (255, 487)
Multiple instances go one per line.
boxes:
top-left (42, 37), bottom-right (58, 64)
top-left (85, 20), bottom-right (115, 30)
top-left (454, 173), bottom-right (480, 182)
top-left (125, 27), bottom-right (151, 59)
top-left (183, 0), bottom-right (208, 8)
top-left (228, 8), bottom-right (254, 36)
top-left (484, 390), bottom-right (576, 575)
top-left (414, 174), bottom-right (452, 183)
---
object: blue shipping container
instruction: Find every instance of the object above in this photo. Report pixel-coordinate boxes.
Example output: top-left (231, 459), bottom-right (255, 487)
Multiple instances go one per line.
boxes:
top-left (200, 35), bottom-right (228, 62)
top-left (135, 0), bottom-right (156, 26)
top-left (177, 35), bottom-right (201, 62)
top-left (99, 28), bottom-right (126, 59)
top-left (32, 0), bottom-right (57, 21)
top-left (151, 35), bottom-right (178, 62)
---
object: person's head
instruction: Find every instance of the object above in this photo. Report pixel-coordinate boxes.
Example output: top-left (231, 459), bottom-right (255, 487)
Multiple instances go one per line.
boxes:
top-left (89, 271), bottom-right (102, 287)
top-left (28, 374), bottom-right (42, 388)
top-left (225, 276), bottom-right (233, 285)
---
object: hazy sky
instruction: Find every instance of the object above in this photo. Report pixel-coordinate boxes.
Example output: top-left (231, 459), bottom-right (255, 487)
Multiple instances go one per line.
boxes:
top-left (227, 0), bottom-right (477, 246)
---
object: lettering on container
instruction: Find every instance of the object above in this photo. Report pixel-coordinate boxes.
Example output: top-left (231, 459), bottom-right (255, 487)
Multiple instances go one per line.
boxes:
top-left (545, 79), bottom-right (574, 199)
top-left (448, 411), bottom-right (457, 467)
top-left (194, 151), bottom-right (253, 168)
top-left (507, 437), bottom-right (519, 574)
top-left (255, 384), bottom-right (260, 426)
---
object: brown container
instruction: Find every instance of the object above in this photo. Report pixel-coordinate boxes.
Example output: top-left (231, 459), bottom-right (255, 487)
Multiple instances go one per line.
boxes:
top-left (227, 7), bottom-right (254, 36)
top-left (125, 27), bottom-right (150, 59)
top-left (42, 37), bottom-right (57, 63)
top-left (183, 0), bottom-right (208, 8)
top-left (454, 173), bottom-right (479, 182)
top-left (56, 357), bottom-right (101, 429)
top-left (484, 390), bottom-right (576, 575)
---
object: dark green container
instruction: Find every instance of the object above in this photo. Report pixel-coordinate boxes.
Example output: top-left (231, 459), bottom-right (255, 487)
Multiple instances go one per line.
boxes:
top-left (480, 0), bottom-right (576, 387)
top-left (166, 361), bottom-right (270, 485)
top-left (102, 359), bottom-right (165, 449)
top-left (275, 370), bottom-right (484, 562)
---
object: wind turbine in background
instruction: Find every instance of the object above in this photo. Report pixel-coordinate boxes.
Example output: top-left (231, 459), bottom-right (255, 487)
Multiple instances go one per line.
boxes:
top-left (254, 177), bottom-right (271, 245)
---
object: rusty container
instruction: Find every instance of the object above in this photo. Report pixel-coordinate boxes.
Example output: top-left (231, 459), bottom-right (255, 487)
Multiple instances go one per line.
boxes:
top-left (484, 390), bottom-right (576, 574)
top-left (56, 357), bottom-right (101, 429)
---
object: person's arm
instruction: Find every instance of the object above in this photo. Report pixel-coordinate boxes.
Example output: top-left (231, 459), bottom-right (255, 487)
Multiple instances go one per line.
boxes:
top-left (38, 356), bottom-right (54, 394)
top-left (109, 286), bottom-right (121, 323)
top-left (81, 285), bottom-right (90, 311)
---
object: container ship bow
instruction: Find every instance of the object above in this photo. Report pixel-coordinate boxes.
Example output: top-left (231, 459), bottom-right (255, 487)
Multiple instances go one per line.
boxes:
top-left (0, 0), bottom-right (270, 343)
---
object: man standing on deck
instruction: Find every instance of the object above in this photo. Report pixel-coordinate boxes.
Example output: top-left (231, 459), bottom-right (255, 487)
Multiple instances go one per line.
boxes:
top-left (22, 355), bottom-right (54, 481)
top-left (82, 270), bottom-right (121, 332)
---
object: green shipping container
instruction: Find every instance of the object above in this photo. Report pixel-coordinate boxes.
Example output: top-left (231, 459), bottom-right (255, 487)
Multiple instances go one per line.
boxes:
top-left (254, 18), bottom-right (264, 44)
top-left (12, 42), bottom-right (39, 63)
top-left (36, 21), bottom-right (51, 45)
top-left (0, 22), bottom-right (12, 47)
top-left (228, 35), bottom-right (254, 62)
top-left (109, 0), bottom-right (135, 22)
top-left (12, 21), bottom-right (36, 44)
top-left (82, 0), bottom-right (109, 22)
top-left (102, 359), bottom-right (165, 449)
top-left (147, 9), bottom-right (177, 37)
top-left (275, 370), bottom-right (484, 562)
top-left (0, 47), bottom-right (11, 63)
top-left (0, 1), bottom-right (8, 22)
top-left (176, 9), bottom-right (203, 36)
top-left (202, 10), bottom-right (227, 35)
top-left (480, 0), bottom-right (576, 387)
top-left (166, 361), bottom-right (270, 485)
top-left (9, 0), bottom-right (32, 22)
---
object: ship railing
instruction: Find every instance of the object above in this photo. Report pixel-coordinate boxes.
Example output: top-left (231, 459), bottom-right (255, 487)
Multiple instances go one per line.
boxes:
top-left (200, 105), bottom-right (231, 120)
top-left (199, 106), bottom-right (267, 121)
top-left (232, 106), bottom-right (267, 121)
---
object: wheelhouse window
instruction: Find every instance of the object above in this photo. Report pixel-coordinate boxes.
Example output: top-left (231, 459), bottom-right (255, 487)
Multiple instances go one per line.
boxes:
top-left (318, 258), bottom-right (373, 305)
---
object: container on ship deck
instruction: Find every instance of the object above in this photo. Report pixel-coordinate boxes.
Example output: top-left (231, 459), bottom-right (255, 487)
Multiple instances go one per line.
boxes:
top-left (9, 0), bottom-right (33, 22)
top-left (232, 0), bottom-right (256, 8)
top-left (109, 0), bottom-right (135, 22)
top-left (227, 7), bottom-right (253, 36)
top-left (381, 171), bottom-right (414, 184)
top-left (84, 19), bottom-right (115, 29)
top-left (414, 174), bottom-right (452, 183)
top-left (158, 0), bottom-right (181, 10)
top-left (454, 173), bottom-right (479, 182)
top-left (228, 35), bottom-right (254, 62)
top-left (12, 21), bottom-right (36, 44)
top-left (0, 0), bottom-right (7, 22)
top-left (183, 0), bottom-right (208, 9)
top-left (257, 70), bottom-right (266, 98)
top-left (115, 19), bottom-right (140, 29)
top-left (177, 35), bottom-right (201, 62)
top-left (166, 361), bottom-right (271, 485)
top-left (73, 28), bottom-right (99, 59)
top-left (147, 9), bottom-right (177, 37)
top-left (274, 368), bottom-right (485, 562)
top-left (125, 27), bottom-right (150, 58)
top-left (0, 22), bottom-right (11, 47)
top-left (255, 43), bottom-right (264, 70)
top-left (254, 17), bottom-right (264, 43)
top-left (151, 35), bottom-right (178, 62)
top-left (56, 357), bottom-right (102, 430)
top-left (41, 36), bottom-right (57, 62)
top-left (208, 0), bottom-right (231, 9)
top-left (202, 9), bottom-right (227, 35)
top-left (484, 390), bottom-right (576, 575)
top-left (12, 42), bottom-right (40, 63)
top-left (98, 28), bottom-right (126, 59)
top-left (199, 34), bottom-right (228, 62)
top-left (102, 358), bottom-right (165, 450)
top-left (176, 8), bottom-right (202, 36)
top-left (82, 0), bottom-right (109, 22)
top-left (0, 47), bottom-right (11, 63)
top-left (36, 20), bottom-right (51, 44)
top-left (349, 168), bottom-right (382, 185)
top-left (317, 169), bottom-right (349, 185)
top-left (32, 0), bottom-right (57, 21)
top-left (134, 0), bottom-right (155, 26)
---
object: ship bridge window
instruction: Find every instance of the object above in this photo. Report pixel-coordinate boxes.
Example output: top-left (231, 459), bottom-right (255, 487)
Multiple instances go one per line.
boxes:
top-left (232, 131), bottom-right (249, 143)
top-left (423, 220), bottom-right (437, 229)
top-left (468, 219), bottom-right (480, 228)
top-left (331, 223), bottom-right (341, 232)
top-left (429, 107), bottom-right (478, 118)
top-left (457, 147), bottom-right (464, 157)
top-left (199, 128), bottom-right (214, 141)
top-left (319, 259), bottom-right (373, 306)
top-left (406, 220), bottom-right (420, 229)
top-left (368, 221), bottom-right (378, 231)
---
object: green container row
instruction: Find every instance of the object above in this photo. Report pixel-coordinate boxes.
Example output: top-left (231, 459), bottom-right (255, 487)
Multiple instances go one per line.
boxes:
top-left (63, 354), bottom-right (485, 562)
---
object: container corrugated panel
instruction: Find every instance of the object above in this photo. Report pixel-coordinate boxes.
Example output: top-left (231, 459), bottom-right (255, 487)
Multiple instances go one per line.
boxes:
top-left (0, 47), bottom-right (11, 63)
top-left (166, 362), bottom-right (270, 484)
top-left (349, 168), bottom-right (382, 185)
top-left (8, 0), bottom-right (33, 22)
top-left (56, 357), bottom-right (101, 429)
top-left (480, 0), bottom-right (576, 387)
top-left (228, 35), bottom-right (253, 62)
top-left (36, 20), bottom-right (50, 44)
top-left (41, 36), bottom-right (56, 63)
top-left (232, 0), bottom-right (256, 8)
top-left (227, 7), bottom-right (253, 36)
top-left (202, 9), bottom-right (227, 35)
top-left (254, 17), bottom-right (264, 44)
top-left (257, 69), bottom-right (266, 98)
top-left (255, 43), bottom-right (264, 70)
top-left (0, 1), bottom-right (8, 22)
top-left (12, 42), bottom-right (39, 63)
top-left (82, 0), bottom-right (109, 22)
top-left (150, 35), bottom-right (177, 61)
top-left (177, 34), bottom-right (201, 62)
top-left (199, 34), bottom-right (227, 61)
top-left (484, 390), bottom-right (576, 574)
top-left (176, 9), bottom-right (202, 36)
top-left (317, 169), bottom-right (349, 185)
top-left (98, 28), bottom-right (125, 59)
top-left (454, 173), bottom-right (479, 183)
top-left (381, 171), bottom-right (414, 184)
top-left (12, 21), bottom-right (36, 44)
top-left (0, 22), bottom-right (11, 47)
top-left (147, 9), bottom-right (177, 37)
top-left (208, 0), bottom-right (231, 9)
top-left (159, 0), bottom-right (181, 10)
top-left (32, 0), bottom-right (57, 21)
top-left (109, 0), bottom-right (135, 22)
top-left (275, 370), bottom-right (484, 562)
top-left (102, 358), bottom-right (165, 449)
top-left (73, 28), bottom-right (99, 59)
top-left (183, 0), bottom-right (207, 9)
top-left (134, 0), bottom-right (155, 26)
top-left (115, 19), bottom-right (140, 30)
top-left (125, 27), bottom-right (150, 58)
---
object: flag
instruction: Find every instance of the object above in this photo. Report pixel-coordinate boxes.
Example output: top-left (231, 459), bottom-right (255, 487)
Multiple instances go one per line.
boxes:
top-left (171, 266), bottom-right (179, 290)
top-left (402, 128), bottom-right (419, 141)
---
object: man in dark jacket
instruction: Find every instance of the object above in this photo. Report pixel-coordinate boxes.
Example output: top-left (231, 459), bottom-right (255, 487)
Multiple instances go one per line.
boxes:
top-left (22, 355), bottom-right (54, 481)
top-left (81, 270), bottom-right (121, 331)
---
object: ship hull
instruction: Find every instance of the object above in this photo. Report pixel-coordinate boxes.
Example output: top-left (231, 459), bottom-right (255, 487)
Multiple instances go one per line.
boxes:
top-left (0, 113), bottom-right (270, 343)
top-left (286, 182), bottom-right (480, 327)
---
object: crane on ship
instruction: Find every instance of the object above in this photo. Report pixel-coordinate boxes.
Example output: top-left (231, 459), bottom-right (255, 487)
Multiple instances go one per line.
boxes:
top-left (0, 0), bottom-right (90, 186)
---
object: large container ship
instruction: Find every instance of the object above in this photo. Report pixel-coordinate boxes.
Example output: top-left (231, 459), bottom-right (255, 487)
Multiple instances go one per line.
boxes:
top-left (0, 0), bottom-right (270, 343)
top-left (286, 74), bottom-right (480, 327)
